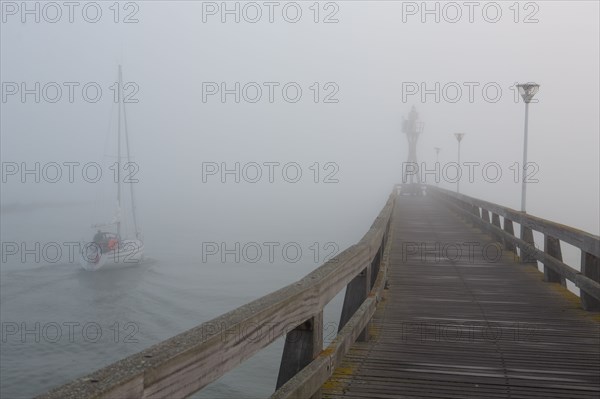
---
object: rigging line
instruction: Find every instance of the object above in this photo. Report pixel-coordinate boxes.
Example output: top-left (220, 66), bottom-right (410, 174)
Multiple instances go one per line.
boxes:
top-left (122, 67), bottom-right (141, 239)
top-left (93, 79), bottom-right (118, 222)
top-left (103, 66), bottom-right (120, 159)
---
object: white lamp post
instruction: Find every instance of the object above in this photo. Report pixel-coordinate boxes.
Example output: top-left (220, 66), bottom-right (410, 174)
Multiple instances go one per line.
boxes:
top-left (434, 147), bottom-right (441, 185)
top-left (517, 83), bottom-right (540, 213)
top-left (454, 133), bottom-right (465, 193)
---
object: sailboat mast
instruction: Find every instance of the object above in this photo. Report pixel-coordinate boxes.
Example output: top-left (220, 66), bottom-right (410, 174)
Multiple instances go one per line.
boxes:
top-left (117, 65), bottom-right (122, 238)
top-left (122, 72), bottom-right (140, 239)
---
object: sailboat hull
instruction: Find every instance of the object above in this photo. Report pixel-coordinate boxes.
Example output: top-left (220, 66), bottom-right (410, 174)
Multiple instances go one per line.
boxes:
top-left (80, 239), bottom-right (144, 271)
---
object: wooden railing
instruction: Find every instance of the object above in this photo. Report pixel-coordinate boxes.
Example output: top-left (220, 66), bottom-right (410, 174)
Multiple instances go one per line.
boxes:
top-left (430, 185), bottom-right (600, 311)
top-left (38, 190), bottom-right (396, 399)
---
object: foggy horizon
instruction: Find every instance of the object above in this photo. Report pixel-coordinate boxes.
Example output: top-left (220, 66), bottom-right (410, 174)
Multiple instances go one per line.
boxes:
top-left (1, 1), bottom-right (599, 398)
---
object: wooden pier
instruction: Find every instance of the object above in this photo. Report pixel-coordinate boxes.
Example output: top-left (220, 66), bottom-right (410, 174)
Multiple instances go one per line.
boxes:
top-left (322, 193), bottom-right (600, 399)
top-left (39, 186), bottom-right (600, 399)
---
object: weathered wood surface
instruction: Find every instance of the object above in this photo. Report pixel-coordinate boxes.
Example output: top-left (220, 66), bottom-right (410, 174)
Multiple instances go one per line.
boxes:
top-left (276, 312), bottom-right (324, 390)
top-left (37, 244), bottom-right (373, 399)
top-left (38, 185), bottom-right (599, 399)
top-left (582, 252), bottom-right (600, 311)
top-left (38, 193), bottom-right (395, 399)
top-left (544, 234), bottom-right (566, 285)
top-left (323, 195), bottom-right (600, 399)
top-left (432, 189), bottom-right (600, 303)
top-left (271, 223), bottom-right (393, 399)
top-left (432, 187), bottom-right (600, 257)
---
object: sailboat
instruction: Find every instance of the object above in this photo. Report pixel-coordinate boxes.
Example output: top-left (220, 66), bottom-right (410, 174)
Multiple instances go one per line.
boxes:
top-left (80, 65), bottom-right (144, 271)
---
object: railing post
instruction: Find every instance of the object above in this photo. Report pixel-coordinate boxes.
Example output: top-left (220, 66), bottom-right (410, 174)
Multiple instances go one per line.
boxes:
top-left (581, 252), bottom-right (600, 311)
top-left (276, 311), bottom-right (324, 394)
top-left (481, 208), bottom-right (490, 224)
top-left (489, 213), bottom-right (503, 243)
top-left (520, 225), bottom-right (537, 264)
top-left (370, 240), bottom-right (384, 290)
top-left (543, 235), bottom-right (565, 285)
top-left (503, 218), bottom-right (516, 252)
top-left (491, 213), bottom-right (501, 229)
top-left (339, 263), bottom-right (371, 342)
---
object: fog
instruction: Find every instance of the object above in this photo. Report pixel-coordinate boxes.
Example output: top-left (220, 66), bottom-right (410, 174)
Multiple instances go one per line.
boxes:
top-left (1, 1), bottom-right (599, 397)
top-left (2, 2), bottom-right (599, 234)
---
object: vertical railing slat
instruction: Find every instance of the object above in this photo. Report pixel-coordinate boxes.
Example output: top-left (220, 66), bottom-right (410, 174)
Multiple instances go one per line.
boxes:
top-left (503, 218), bottom-right (516, 252)
top-left (520, 225), bottom-right (537, 264)
top-left (543, 235), bottom-right (565, 285)
top-left (481, 208), bottom-right (490, 224)
top-left (581, 252), bottom-right (600, 311)
top-left (431, 187), bottom-right (599, 313)
top-left (276, 311), bottom-right (324, 393)
top-left (339, 264), bottom-right (371, 342)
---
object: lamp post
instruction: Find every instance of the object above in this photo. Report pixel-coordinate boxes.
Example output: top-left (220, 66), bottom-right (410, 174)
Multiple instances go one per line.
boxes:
top-left (454, 133), bottom-right (465, 193)
top-left (434, 147), bottom-right (441, 185)
top-left (516, 83), bottom-right (539, 213)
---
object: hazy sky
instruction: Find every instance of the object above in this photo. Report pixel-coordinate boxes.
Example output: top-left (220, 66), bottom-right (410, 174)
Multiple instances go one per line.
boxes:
top-left (1, 0), bottom-right (599, 241)
top-left (2, 5), bottom-right (599, 398)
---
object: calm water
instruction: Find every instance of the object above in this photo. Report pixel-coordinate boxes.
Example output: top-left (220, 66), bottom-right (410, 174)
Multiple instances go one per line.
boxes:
top-left (0, 204), bottom-right (347, 398)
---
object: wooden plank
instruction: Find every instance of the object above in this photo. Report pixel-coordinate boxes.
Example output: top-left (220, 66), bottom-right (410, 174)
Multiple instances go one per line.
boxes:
top-left (323, 195), bottom-right (600, 399)
top-left (435, 192), bottom-right (600, 302)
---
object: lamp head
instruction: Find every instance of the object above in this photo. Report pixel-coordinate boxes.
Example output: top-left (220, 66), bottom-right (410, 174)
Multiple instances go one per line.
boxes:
top-left (517, 83), bottom-right (539, 103)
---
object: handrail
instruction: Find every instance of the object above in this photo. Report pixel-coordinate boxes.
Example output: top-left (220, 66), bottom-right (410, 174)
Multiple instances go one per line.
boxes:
top-left (271, 214), bottom-right (393, 399)
top-left (429, 185), bottom-right (600, 311)
top-left (430, 186), bottom-right (599, 257)
top-left (38, 190), bottom-right (397, 399)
